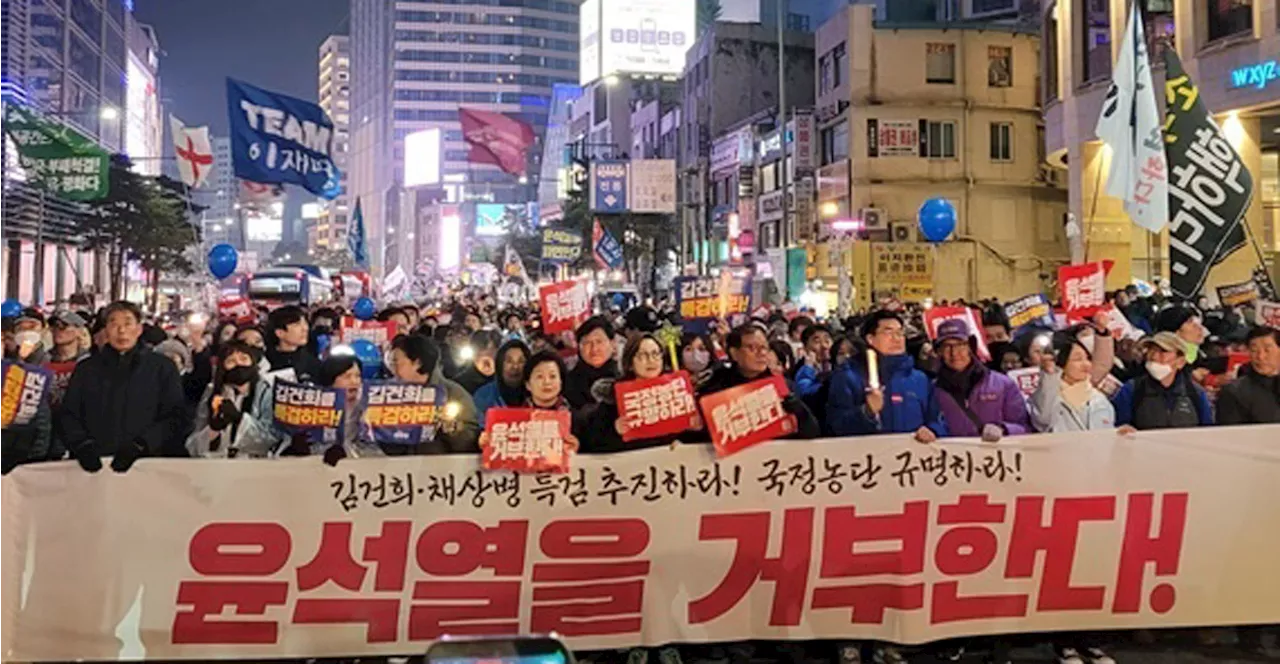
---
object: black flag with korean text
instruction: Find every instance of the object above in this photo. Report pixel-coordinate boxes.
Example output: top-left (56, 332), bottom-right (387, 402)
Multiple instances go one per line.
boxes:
top-left (1163, 49), bottom-right (1252, 299)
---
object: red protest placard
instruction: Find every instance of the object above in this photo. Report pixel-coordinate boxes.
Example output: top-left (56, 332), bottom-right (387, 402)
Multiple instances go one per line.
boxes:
top-left (923, 306), bottom-right (992, 362)
top-left (614, 371), bottom-right (700, 442)
top-left (1059, 261), bottom-right (1111, 317)
top-left (340, 318), bottom-right (398, 346)
top-left (217, 296), bottom-right (254, 322)
top-left (698, 375), bottom-right (795, 457)
top-left (1006, 367), bottom-right (1042, 399)
top-left (481, 407), bottom-right (573, 473)
top-left (539, 279), bottom-right (590, 334)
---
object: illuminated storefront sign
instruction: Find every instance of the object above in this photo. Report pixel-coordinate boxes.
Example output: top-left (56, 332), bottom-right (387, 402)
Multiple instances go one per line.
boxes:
top-left (1230, 59), bottom-right (1278, 90)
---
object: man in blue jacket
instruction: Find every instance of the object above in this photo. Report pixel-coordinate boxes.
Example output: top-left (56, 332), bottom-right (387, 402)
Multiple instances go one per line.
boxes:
top-left (828, 310), bottom-right (947, 441)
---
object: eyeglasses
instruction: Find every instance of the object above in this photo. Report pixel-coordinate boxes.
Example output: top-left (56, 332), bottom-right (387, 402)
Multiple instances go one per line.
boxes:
top-left (635, 350), bottom-right (664, 362)
top-left (875, 329), bottom-right (906, 339)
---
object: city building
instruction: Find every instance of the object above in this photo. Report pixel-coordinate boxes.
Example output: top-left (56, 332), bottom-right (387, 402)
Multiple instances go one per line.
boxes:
top-left (124, 20), bottom-right (162, 176)
top-left (680, 20), bottom-right (817, 271)
top-left (193, 136), bottom-right (237, 247)
top-left (1042, 0), bottom-right (1279, 290)
top-left (536, 82), bottom-right (582, 221)
top-left (348, 0), bottom-right (578, 276)
top-left (811, 3), bottom-right (1067, 305)
top-left (310, 34), bottom-right (351, 254)
top-left (1, 0), bottom-right (135, 303)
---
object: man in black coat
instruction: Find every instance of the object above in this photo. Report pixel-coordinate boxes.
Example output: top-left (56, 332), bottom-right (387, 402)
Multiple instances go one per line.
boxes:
top-left (1217, 326), bottom-right (1280, 425)
top-left (562, 315), bottom-right (619, 409)
top-left (699, 323), bottom-right (821, 440)
top-left (60, 301), bottom-right (188, 472)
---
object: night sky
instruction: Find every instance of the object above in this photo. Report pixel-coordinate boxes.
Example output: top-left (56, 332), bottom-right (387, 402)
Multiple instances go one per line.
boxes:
top-left (134, 0), bottom-right (349, 134)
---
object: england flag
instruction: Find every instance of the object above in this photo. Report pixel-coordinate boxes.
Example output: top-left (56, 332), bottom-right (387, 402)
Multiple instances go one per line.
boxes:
top-left (170, 115), bottom-right (214, 188)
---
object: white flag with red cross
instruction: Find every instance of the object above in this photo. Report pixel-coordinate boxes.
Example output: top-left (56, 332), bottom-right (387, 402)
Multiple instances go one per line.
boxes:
top-left (170, 114), bottom-right (214, 188)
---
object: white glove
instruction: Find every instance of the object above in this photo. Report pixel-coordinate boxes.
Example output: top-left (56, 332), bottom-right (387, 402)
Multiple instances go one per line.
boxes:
top-left (981, 423), bottom-right (1004, 443)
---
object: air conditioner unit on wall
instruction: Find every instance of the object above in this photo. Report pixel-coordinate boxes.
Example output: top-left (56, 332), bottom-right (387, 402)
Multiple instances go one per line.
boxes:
top-left (889, 220), bottom-right (918, 243)
top-left (861, 207), bottom-right (886, 230)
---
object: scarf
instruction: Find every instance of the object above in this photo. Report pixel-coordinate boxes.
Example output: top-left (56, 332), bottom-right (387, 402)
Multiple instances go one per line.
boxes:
top-left (937, 359), bottom-right (986, 405)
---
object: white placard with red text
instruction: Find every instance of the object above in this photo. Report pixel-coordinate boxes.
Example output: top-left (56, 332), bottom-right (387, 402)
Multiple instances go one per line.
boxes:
top-left (1257, 300), bottom-right (1280, 328)
top-left (4, 427), bottom-right (1280, 661)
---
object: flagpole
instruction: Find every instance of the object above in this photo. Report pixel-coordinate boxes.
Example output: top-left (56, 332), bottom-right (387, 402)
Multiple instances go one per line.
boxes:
top-left (1242, 221), bottom-right (1278, 293)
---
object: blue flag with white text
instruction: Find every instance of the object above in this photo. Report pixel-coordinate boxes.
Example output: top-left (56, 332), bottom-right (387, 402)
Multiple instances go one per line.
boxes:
top-left (348, 197), bottom-right (369, 269)
top-left (226, 78), bottom-right (341, 199)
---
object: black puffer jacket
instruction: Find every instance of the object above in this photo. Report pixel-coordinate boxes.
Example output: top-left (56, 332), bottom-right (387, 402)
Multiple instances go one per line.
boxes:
top-left (1216, 369), bottom-right (1280, 425)
top-left (698, 364), bottom-right (822, 440)
top-left (59, 344), bottom-right (188, 457)
top-left (563, 357), bottom-right (618, 409)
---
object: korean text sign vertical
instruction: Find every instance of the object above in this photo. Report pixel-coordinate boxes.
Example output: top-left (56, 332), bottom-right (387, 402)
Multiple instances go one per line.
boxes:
top-left (481, 407), bottom-right (572, 473)
top-left (591, 160), bottom-right (629, 213)
top-left (226, 78), bottom-right (341, 199)
top-left (272, 380), bottom-right (345, 442)
top-left (614, 371), bottom-right (700, 442)
top-left (1, 361), bottom-right (52, 429)
top-left (698, 375), bottom-right (795, 457)
top-left (539, 280), bottom-right (591, 334)
top-left (361, 382), bottom-right (446, 444)
top-left (1059, 261), bottom-right (1111, 318)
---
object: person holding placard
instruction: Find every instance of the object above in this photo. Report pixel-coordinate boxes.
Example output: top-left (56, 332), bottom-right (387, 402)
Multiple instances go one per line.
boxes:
top-left (1029, 334), bottom-right (1116, 433)
top-left (698, 324), bottom-right (819, 440)
top-left (185, 341), bottom-right (280, 459)
top-left (828, 311), bottom-right (946, 442)
top-left (386, 334), bottom-right (480, 455)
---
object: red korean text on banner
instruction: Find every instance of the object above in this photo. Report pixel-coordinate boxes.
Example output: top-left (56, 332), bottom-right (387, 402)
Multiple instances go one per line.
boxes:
top-left (614, 371), bottom-right (700, 442)
top-left (217, 296), bottom-right (255, 323)
top-left (42, 360), bottom-right (78, 408)
top-left (923, 306), bottom-right (992, 363)
top-left (1006, 367), bottom-right (1042, 399)
top-left (539, 280), bottom-right (590, 334)
top-left (1059, 261), bottom-right (1112, 318)
top-left (481, 408), bottom-right (573, 473)
top-left (698, 375), bottom-right (795, 457)
top-left (340, 318), bottom-right (398, 347)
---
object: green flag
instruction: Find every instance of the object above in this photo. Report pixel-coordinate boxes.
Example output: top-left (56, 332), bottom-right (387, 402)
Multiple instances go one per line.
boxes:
top-left (3, 103), bottom-right (110, 201)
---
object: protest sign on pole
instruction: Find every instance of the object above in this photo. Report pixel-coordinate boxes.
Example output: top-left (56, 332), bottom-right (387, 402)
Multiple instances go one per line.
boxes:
top-left (1006, 367), bottom-right (1042, 400)
top-left (1216, 280), bottom-right (1258, 307)
top-left (923, 306), bottom-right (992, 362)
top-left (1004, 294), bottom-right (1054, 329)
top-left (5, 427), bottom-right (1280, 662)
top-left (1257, 300), bottom-right (1280, 328)
top-left (272, 380), bottom-right (345, 442)
top-left (539, 280), bottom-right (590, 334)
top-left (481, 408), bottom-right (573, 473)
top-left (699, 375), bottom-right (795, 457)
top-left (1059, 261), bottom-right (1111, 318)
top-left (674, 275), bottom-right (751, 333)
top-left (339, 318), bottom-right (398, 347)
top-left (614, 371), bottom-right (701, 442)
top-left (361, 382), bottom-right (447, 444)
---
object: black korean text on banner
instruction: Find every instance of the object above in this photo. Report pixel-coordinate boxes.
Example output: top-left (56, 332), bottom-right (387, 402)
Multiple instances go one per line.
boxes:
top-left (1163, 49), bottom-right (1252, 299)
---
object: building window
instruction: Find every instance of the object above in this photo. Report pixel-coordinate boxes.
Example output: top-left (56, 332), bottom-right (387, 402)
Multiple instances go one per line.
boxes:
top-left (761, 162), bottom-right (778, 192)
top-left (1081, 0), bottom-right (1111, 84)
top-left (1207, 0), bottom-right (1252, 42)
top-left (1044, 2), bottom-right (1060, 101)
top-left (925, 121), bottom-right (957, 159)
top-left (926, 43), bottom-right (956, 84)
top-left (989, 122), bottom-right (1013, 162)
top-left (988, 46), bottom-right (1013, 87)
top-left (819, 54), bottom-right (833, 95)
top-left (833, 42), bottom-right (846, 88)
top-left (821, 120), bottom-right (849, 165)
top-left (1143, 0), bottom-right (1175, 60)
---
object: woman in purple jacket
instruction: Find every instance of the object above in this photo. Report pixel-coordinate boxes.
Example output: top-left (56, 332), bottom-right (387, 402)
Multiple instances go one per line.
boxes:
top-left (933, 318), bottom-right (1031, 441)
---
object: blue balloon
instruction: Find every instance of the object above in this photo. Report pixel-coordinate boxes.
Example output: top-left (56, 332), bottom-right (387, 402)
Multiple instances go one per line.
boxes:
top-left (0, 299), bottom-right (21, 318)
top-left (353, 296), bottom-right (376, 321)
top-left (917, 197), bottom-right (957, 243)
top-left (207, 243), bottom-right (239, 280)
top-left (350, 338), bottom-right (382, 379)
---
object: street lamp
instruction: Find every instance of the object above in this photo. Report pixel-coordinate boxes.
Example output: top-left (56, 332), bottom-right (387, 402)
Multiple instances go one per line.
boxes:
top-left (518, 175), bottom-right (528, 184)
top-left (99, 106), bottom-right (119, 121)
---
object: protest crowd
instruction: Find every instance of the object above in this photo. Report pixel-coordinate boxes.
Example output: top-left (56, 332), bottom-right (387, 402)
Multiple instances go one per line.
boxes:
top-left (2, 277), bottom-right (1279, 664)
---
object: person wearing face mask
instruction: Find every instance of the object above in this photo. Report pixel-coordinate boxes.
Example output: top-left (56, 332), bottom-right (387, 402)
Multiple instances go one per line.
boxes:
top-left (284, 354), bottom-right (382, 462)
top-left (679, 333), bottom-right (717, 387)
top-left (1216, 326), bottom-right (1280, 425)
top-left (186, 342), bottom-right (280, 458)
top-left (384, 333), bottom-right (481, 455)
top-left (1030, 333), bottom-right (1116, 432)
top-left (563, 315), bottom-right (620, 409)
top-left (473, 339), bottom-right (531, 429)
top-left (577, 334), bottom-right (704, 454)
top-left (7, 309), bottom-right (51, 364)
top-left (308, 307), bottom-right (340, 357)
top-left (1110, 332), bottom-right (1213, 432)
top-left (699, 324), bottom-right (820, 439)
top-left (453, 330), bottom-right (503, 394)
top-left (828, 311), bottom-right (947, 442)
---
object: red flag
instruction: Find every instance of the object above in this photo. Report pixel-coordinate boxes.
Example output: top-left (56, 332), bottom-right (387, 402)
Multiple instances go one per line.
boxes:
top-left (458, 107), bottom-right (536, 176)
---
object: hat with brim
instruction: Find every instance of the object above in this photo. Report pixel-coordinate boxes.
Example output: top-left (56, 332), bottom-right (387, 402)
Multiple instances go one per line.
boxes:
top-left (1139, 331), bottom-right (1186, 355)
top-left (935, 318), bottom-right (971, 343)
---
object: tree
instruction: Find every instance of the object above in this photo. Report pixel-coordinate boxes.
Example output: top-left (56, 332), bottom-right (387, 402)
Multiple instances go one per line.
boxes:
top-left (271, 239), bottom-right (309, 262)
top-left (697, 0), bottom-right (722, 35)
top-left (311, 246), bottom-right (357, 273)
top-left (80, 155), bottom-right (202, 303)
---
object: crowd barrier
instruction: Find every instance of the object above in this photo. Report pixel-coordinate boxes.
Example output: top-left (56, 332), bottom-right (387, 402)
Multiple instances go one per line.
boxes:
top-left (3, 426), bottom-right (1280, 661)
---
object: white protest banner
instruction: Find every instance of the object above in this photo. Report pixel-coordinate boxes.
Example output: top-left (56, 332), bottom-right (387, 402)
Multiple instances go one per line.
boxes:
top-left (1255, 300), bottom-right (1280, 328)
top-left (4, 427), bottom-right (1280, 661)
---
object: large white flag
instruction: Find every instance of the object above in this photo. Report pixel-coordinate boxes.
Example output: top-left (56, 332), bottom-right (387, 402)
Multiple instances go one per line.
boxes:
top-left (169, 115), bottom-right (214, 188)
top-left (1093, 6), bottom-right (1168, 233)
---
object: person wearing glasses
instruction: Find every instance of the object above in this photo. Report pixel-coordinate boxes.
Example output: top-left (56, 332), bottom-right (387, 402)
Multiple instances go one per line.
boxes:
top-left (698, 323), bottom-right (820, 439)
top-left (828, 310), bottom-right (947, 442)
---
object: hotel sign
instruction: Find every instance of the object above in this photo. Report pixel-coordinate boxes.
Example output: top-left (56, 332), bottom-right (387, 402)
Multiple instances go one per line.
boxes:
top-left (1230, 59), bottom-right (1278, 90)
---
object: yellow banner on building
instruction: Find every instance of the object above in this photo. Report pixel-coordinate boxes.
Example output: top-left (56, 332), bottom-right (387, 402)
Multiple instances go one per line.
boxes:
top-left (872, 242), bottom-right (934, 301)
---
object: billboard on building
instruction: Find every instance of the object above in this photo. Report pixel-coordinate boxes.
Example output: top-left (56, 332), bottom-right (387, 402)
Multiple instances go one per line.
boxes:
top-left (580, 0), bottom-right (696, 85)
top-left (404, 128), bottom-right (441, 188)
top-left (475, 203), bottom-right (509, 237)
top-left (125, 55), bottom-right (160, 176)
top-left (245, 214), bottom-right (283, 242)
